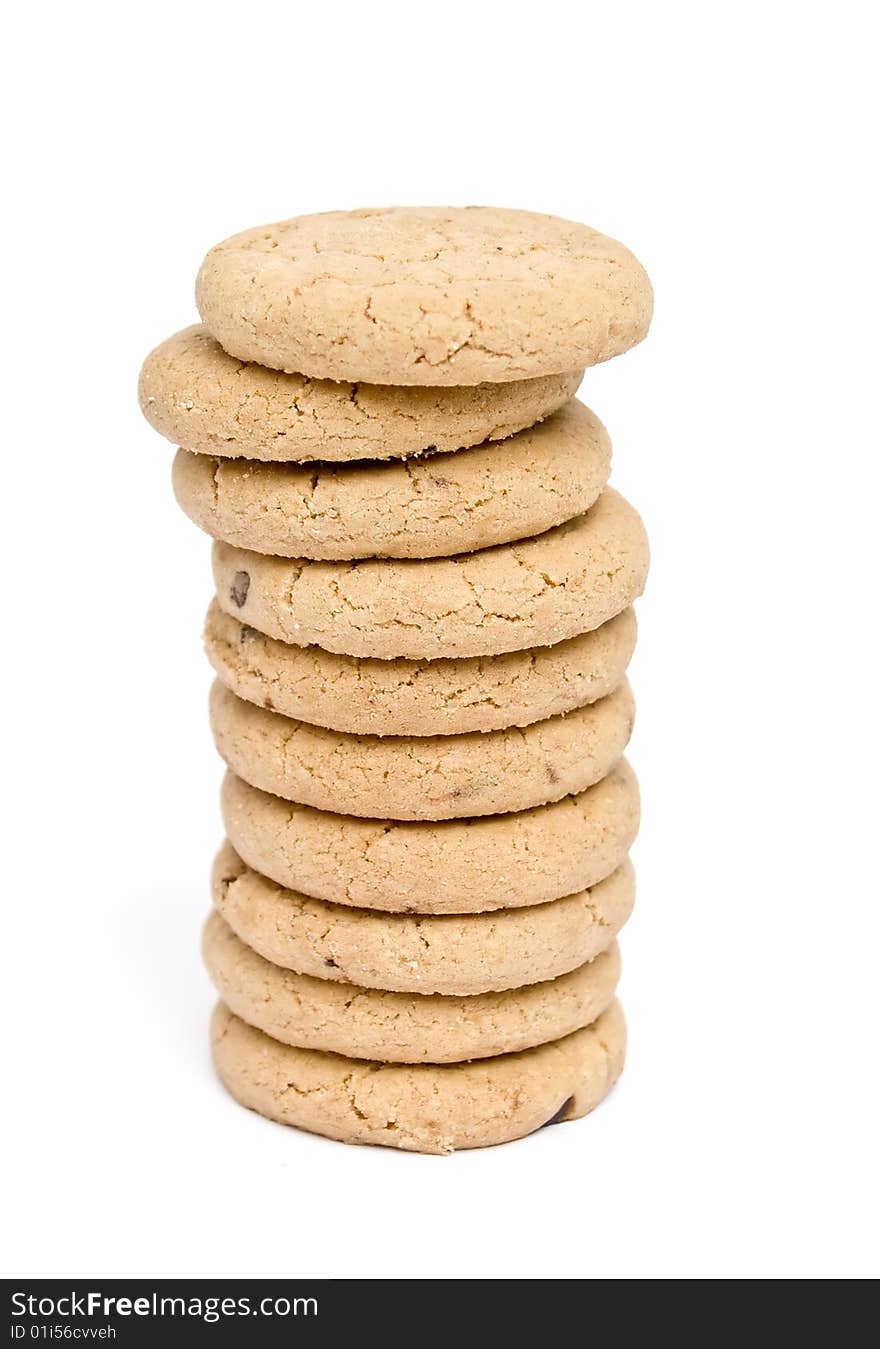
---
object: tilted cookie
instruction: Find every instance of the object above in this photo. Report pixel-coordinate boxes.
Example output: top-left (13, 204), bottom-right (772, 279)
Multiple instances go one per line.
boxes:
top-left (195, 207), bottom-right (652, 385)
top-left (211, 999), bottom-right (627, 1154)
top-left (212, 488), bottom-right (649, 660)
top-left (209, 677), bottom-right (634, 820)
top-left (204, 911), bottom-right (620, 1063)
top-left (205, 602), bottom-right (637, 737)
top-left (172, 400), bottom-right (611, 559)
top-left (221, 758), bottom-right (639, 914)
top-left (139, 325), bottom-right (581, 463)
top-left (213, 842), bottom-right (634, 995)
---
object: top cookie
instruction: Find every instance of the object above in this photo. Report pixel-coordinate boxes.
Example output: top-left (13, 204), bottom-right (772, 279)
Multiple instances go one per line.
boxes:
top-left (139, 326), bottom-right (582, 463)
top-left (195, 207), bottom-right (653, 385)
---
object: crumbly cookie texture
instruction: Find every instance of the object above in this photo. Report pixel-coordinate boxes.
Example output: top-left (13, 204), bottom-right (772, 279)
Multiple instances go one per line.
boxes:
top-left (212, 844), bottom-right (634, 995)
top-left (212, 488), bottom-right (649, 660)
top-left (203, 911), bottom-right (620, 1063)
top-left (205, 602), bottom-right (637, 738)
top-left (139, 325), bottom-right (582, 462)
top-left (211, 999), bottom-right (627, 1153)
top-left (195, 207), bottom-right (652, 385)
top-left (209, 678), bottom-right (634, 821)
top-left (171, 400), bottom-right (611, 560)
top-left (221, 758), bottom-right (639, 914)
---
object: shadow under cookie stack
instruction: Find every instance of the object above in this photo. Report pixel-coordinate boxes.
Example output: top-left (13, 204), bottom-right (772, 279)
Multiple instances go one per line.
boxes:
top-left (139, 207), bottom-right (652, 1154)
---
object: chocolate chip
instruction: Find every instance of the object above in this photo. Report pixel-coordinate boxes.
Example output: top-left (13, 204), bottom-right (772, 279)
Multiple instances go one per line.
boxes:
top-left (230, 571), bottom-right (250, 607)
top-left (541, 1096), bottom-right (575, 1128)
top-left (324, 957), bottom-right (339, 969)
top-left (263, 697), bottom-right (274, 710)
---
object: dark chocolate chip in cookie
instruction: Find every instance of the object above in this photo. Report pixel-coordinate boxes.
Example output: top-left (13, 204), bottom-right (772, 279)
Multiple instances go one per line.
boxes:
top-left (230, 571), bottom-right (250, 607)
top-left (541, 1095), bottom-right (575, 1128)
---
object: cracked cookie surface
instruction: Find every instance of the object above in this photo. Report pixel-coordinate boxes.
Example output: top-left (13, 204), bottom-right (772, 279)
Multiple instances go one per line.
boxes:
top-left (212, 487), bottom-right (649, 660)
top-left (195, 207), bottom-right (652, 385)
top-left (209, 677), bottom-right (634, 820)
top-left (220, 757), bottom-right (639, 914)
top-left (172, 400), bottom-right (611, 559)
top-left (212, 842), bottom-right (634, 994)
top-left (139, 325), bottom-right (581, 463)
top-left (210, 998), bottom-right (626, 1153)
top-left (204, 911), bottom-right (620, 1062)
top-left (205, 602), bottom-right (637, 737)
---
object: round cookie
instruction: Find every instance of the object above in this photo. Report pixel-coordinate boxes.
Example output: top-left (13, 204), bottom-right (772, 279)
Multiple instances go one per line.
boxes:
top-left (211, 999), bottom-right (626, 1153)
top-left (204, 911), bottom-right (620, 1063)
top-left (212, 488), bottom-right (649, 660)
top-left (195, 207), bottom-right (653, 385)
top-left (205, 602), bottom-right (637, 737)
top-left (139, 325), bottom-right (582, 463)
top-left (209, 677), bottom-right (634, 820)
top-left (213, 842), bottom-right (635, 995)
top-left (221, 758), bottom-right (639, 914)
top-left (171, 400), bottom-right (611, 560)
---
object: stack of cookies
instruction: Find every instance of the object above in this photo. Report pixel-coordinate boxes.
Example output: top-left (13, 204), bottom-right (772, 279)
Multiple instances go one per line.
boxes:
top-left (139, 207), bottom-right (652, 1154)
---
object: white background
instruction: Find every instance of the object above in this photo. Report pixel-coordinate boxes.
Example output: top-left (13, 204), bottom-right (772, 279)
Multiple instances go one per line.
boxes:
top-left (3, 0), bottom-right (877, 1280)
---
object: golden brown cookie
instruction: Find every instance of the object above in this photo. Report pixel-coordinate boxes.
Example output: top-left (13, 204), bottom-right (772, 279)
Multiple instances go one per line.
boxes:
top-left (204, 602), bottom-right (637, 737)
top-left (139, 325), bottom-right (581, 463)
top-left (195, 207), bottom-right (652, 384)
top-left (211, 999), bottom-right (627, 1153)
top-left (171, 400), bottom-right (611, 559)
top-left (212, 843), bottom-right (634, 995)
top-left (220, 758), bottom-right (639, 914)
top-left (209, 677), bottom-right (634, 820)
top-left (212, 488), bottom-right (649, 660)
top-left (203, 911), bottom-right (620, 1063)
